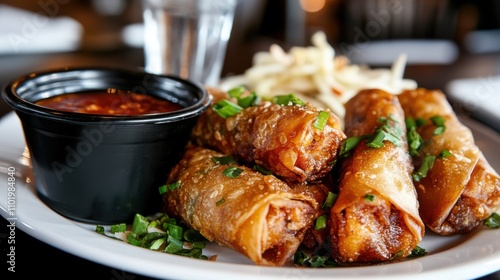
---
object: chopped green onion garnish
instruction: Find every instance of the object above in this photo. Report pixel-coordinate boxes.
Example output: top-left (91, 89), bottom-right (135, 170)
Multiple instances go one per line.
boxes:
top-left (227, 87), bottom-right (261, 107)
top-left (95, 225), bottom-right (105, 235)
top-left (405, 117), bottom-right (417, 130)
top-left (430, 115), bottom-right (446, 126)
top-left (158, 184), bottom-right (168, 194)
top-left (439, 149), bottom-right (453, 158)
top-left (216, 198), bottom-right (226, 206)
top-left (127, 232), bottom-right (143, 246)
top-left (366, 130), bottom-right (386, 148)
top-left (314, 215), bottom-right (328, 230)
top-left (294, 250), bottom-right (308, 265)
top-left (430, 115), bottom-right (446, 135)
top-left (110, 223), bottom-right (126, 233)
top-left (313, 111), bottom-right (329, 130)
top-left (412, 154), bottom-right (436, 182)
top-left (212, 99), bottom-right (243, 118)
top-left (409, 246), bottom-right (428, 257)
top-left (192, 241), bottom-right (206, 249)
top-left (483, 213), bottom-right (500, 228)
top-left (364, 194), bottom-right (376, 202)
top-left (433, 126), bottom-right (445, 135)
top-left (149, 238), bottom-right (166, 250)
top-left (167, 235), bottom-right (183, 246)
top-left (95, 212), bottom-right (208, 259)
top-left (238, 92), bottom-right (259, 108)
top-left (227, 86), bottom-right (246, 98)
top-left (340, 114), bottom-right (403, 157)
top-left (273, 94), bottom-right (306, 106)
top-left (390, 250), bottom-right (404, 260)
top-left (293, 250), bottom-right (339, 268)
top-left (408, 128), bottom-right (423, 156)
top-left (222, 166), bottom-right (243, 178)
top-left (158, 181), bottom-right (181, 194)
top-left (339, 136), bottom-right (363, 158)
top-left (367, 114), bottom-right (403, 148)
top-left (405, 117), bottom-right (424, 156)
top-left (131, 213), bottom-right (150, 235)
top-left (211, 155), bottom-right (236, 165)
top-left (164, 238), bottom-right (183, 254)
top-left (143, 232), bottom-right (166, 245)
top-left (321, 192), bottom-right (338, 209)
top-left (167, 224), bottom-right (184, 240)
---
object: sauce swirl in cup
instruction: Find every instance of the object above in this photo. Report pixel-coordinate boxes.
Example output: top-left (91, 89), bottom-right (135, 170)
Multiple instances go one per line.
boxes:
top-left (35, 89), bottom-right (183, 115)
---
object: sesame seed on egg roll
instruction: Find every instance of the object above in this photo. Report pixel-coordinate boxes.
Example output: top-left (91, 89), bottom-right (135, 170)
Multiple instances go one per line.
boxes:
top-left (162, 145), bottom-right (319, 266)
top-left (398, 88), bottom-right (500, 235)
top-left (190, 87), bottom-right (346, 184)
top-left (330, 89), bottom-right (425, 264)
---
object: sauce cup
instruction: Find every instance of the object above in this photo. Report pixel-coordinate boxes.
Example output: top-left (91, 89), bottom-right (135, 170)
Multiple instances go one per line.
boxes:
top-left (2, 67), bottom-right (211, 224)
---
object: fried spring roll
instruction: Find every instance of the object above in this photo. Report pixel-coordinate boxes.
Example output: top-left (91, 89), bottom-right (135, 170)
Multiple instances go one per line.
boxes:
top-left (191, 88), bottom-right (346, 183)
top-left (163, 145), bottom-right (319, 266)
top-left (291, 182), bottom-right (333, 250)
top-left (398, 88), bottom-right (500, 235)
top-left (330, 89), bottom-right (424, 264)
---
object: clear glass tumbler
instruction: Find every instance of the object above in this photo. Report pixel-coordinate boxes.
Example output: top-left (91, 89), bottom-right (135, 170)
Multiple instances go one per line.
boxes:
top-left (142, 0), bottom-right (237, 86)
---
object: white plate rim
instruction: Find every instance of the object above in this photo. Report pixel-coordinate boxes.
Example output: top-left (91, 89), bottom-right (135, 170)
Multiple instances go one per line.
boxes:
top-left (0, 111), bottom-right (499, 280)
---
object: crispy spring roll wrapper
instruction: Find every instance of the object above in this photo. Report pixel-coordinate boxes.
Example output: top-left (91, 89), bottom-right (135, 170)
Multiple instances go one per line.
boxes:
top-left (191, 87), bottom-right (346, 183)
top-left (291, 182), bottom-right (333, 250)
top-left (330, 89), bottom-right (425, 264)
top-left (163, 145), bottom-right (319, 266)
top-left (398, 88), bottom-right (500, 235)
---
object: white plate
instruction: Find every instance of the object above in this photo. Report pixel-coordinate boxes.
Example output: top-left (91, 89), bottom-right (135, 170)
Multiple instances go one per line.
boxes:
top-left (0, 111), bottom-right (499, 280)
top-left (446, 75), bottom-right (500, 132)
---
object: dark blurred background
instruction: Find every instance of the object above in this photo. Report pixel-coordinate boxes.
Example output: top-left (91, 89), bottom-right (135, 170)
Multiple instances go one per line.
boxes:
top-left (0, 0), bottom-right (499, 123)
top-left (0, 0), bottom-right (499, 279)
top-left (0, 0), bottom-right (500, 85)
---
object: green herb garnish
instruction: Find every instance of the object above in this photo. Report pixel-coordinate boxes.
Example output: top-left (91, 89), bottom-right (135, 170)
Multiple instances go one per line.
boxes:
top-left (339, 136), bottom-right (363, 158)
top-left (314, 215), bottom-right (328, 230)
top-left (430, 115), bottom-right (446, 135)
top-left (212, 99), bottom-right (242, 118)
top-left (313, 111), bottom-right (329, 130)
top-left (405, 117), bottom-right (425, 156)
top-left (321, 192), bottom-right (338, 209)
top-left (293, 250), bottom-right (339, 268)
top-left (409, 246), bottom-right (428, 257)
top-left (95, 225), bottom-right (105, 235)
top-left (158, 181), bottom-right (181, 194)
top-left (222, 166), bottom-right (243, 178)
top-left (439, 149), bottom-right (453, 158)
top-left (95, 213), bottom-right (208, 259)
top-left (227, 86), bottom-right (246, 98)
top-left (227, 86), bottom-right (260, 108)
top-left (364, 194), bottom-right (376, 202)
top-left (483, 213), bottom-right (500, 228)
top-left (110, 223), bottom-right (126, 233)
top-left (272, 94), bottom-right (306, 106)
top-left (412, 155), bottom-right (436, 182)
top-left (340, 114), bottom-right (403, 158)
top-left (366, 114), bottom-right (403, 148)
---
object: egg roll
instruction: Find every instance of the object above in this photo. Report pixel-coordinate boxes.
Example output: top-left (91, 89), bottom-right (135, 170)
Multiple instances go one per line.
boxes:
top-left (398, 88), bottom-right (500, 235)
top-left (163, 145), bottom-right (319, 266)
top-left (329, 89), bottom-right (425, 264)
top-left (190, 87), bottom-right (346, 183)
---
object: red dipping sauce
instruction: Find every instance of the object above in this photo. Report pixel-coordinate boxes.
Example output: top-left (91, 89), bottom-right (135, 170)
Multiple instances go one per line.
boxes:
top-left (35, 89), bottom-right (184, 116)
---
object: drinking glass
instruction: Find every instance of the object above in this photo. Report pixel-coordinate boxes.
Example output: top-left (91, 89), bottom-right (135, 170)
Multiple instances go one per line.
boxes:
top-left (142, 0), bottom-right (237, 86)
